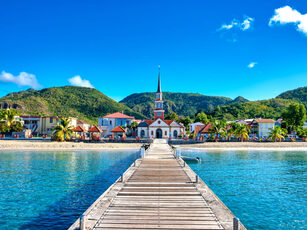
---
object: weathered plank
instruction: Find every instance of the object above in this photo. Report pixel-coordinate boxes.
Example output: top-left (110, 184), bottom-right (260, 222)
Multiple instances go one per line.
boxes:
top-left (68, 139), bottom-right (246, 230)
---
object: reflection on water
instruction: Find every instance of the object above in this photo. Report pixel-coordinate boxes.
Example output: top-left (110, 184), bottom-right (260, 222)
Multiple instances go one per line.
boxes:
top-left (183, 149), bottom-right (307, 230)
top-left (0, 150), bottom-right (138, 230)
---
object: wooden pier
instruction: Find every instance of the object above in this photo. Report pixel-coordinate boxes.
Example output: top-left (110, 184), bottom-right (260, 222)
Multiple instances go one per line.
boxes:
top-left (69, 139), bottom-right (246, 230)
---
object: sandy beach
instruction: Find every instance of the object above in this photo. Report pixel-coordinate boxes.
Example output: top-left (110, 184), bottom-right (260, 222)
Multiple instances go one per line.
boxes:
top-left (1, 140), bottom-right (307, 151)
top-left (0, 140), bottom-right (143, 150)
top-left (175, 141), bottom-right (307, 151)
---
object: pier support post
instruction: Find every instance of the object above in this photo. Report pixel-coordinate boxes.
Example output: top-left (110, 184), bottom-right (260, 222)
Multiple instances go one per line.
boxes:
top-left (140, 147), bottom-right (145, 158)
top-left (80, 215), bottom-right (86, 230)
top-left (183, 161), bottom-right (186, 167)
top-left (133, 161), bottom-right (136, 167)
top-left (195, 175), bottom-right (199, 183)
top-left (233, 217), bottom-right (240, 230)
top-left (120, 175), bottom-right (124, 182)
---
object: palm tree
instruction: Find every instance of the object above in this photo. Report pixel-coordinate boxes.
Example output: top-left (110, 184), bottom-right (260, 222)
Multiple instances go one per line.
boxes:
top-left (234, 123), bottom-right (250, 142)
top-left (209, 120), bottom-right (226, 142)
top-left (268, 126), bottom-right (286, 142)
top-left (0, 109), bottom-right (23, 132)
top-left (52, 118), bottom-right (74, 141)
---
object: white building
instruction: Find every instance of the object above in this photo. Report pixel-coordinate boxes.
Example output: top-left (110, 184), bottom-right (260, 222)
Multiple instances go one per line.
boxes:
top-left (250, 119), bottom-right (275, 138)
top-left (98, 112), bottom-right (134, 136)
top-left (137, 70), bottom-right (184, 139)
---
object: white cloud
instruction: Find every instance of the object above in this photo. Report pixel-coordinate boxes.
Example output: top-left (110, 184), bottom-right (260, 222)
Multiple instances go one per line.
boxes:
top-left (0, 71), bottom-right (41, 89)
top-left (248, 62), bottom-right (257, 68)
top-left (269, 6), bottom-right (307, 35)
top-left (219, 17), bottom-right (254, 31)
top-left (68, 75), bottom-right (94, 88)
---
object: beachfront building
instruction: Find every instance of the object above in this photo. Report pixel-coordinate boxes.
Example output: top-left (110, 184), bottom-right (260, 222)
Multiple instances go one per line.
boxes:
top-left (137, 71), bottom-right (184, 139)
top-left (250, 119), bottom-right (275, 138)
top-left (98, 112), bottom-right (134, 136)
top-left (189, 122), bottom-right (205, 133)
top-left (111, 126), bottom-right (126, 138)
top-left (77, 120), bottom-right (91, 131)
top-left (36, 116), bottom-right (77, 136)
top-left (20, 115), bottom-right (40, 134)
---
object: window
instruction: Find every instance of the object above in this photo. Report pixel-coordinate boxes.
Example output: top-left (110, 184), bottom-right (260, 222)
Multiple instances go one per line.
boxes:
top-left (165, 131), bottom-right (167, 135)
top-left (110, 120), bottom-right (112, 125)
top-left (158, 120), bottom-right (161, 124)
top-left (50, 118), bottom-right (53, 123)
top-left (174, 130), bottom-right (178, 137)
top-left (151, 131), bottom-right (153, 135)
top-left (141, 130), bottom-right (145, 137)
top-left (157, 112), bottom-right (161, 116)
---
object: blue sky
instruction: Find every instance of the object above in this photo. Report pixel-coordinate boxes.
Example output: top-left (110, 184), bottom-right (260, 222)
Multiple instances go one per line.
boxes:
top-left (0, 0), bottom-right (307, 101)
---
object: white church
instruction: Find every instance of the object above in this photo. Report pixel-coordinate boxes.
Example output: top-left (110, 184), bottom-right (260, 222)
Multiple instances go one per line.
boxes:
top-left (137, 71), bottom-right (184, 139)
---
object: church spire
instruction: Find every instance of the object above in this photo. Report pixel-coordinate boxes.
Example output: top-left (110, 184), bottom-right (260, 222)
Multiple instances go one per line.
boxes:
top-left (157, 65), bottom-right (161, 93)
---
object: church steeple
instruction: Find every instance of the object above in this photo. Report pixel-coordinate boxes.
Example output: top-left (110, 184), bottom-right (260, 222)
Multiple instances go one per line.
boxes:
top-left (157, 71), bottom-right (161, 93)
top-left (154, 66), bottom-right (164, 120)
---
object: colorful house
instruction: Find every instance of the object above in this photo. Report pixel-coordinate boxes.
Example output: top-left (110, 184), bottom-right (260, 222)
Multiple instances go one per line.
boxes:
top-left (98, 112), bottom-right (134, 136)
top-left (36, 116), bottom-right (77, 136)
top-left (137, 69), bottom-right (184, 139)
top-left (250, 119), bottom-right (275, 138)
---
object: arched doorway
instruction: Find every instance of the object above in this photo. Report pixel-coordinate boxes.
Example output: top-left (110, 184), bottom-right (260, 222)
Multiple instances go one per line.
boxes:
top-left (173, 130), bottom-right (178, 138)
top-left (156, 129), bottom-right (162, 138)
top-left (140, 130), bottom-right (145, 137)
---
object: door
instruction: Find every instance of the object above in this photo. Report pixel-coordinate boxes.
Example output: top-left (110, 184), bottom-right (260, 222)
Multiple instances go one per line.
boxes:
top-left (156, 129), bottom-right (162, 138)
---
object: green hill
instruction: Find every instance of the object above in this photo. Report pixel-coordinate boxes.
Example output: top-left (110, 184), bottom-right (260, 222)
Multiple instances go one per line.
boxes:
top-left (276, 86), bottom-right (307, 108)
top-left (120, 92), bottom-right (234, 118)
top-left (208, 98), bottom-right (294, 121)
top-left (0, 86), bottom-right (146, 124)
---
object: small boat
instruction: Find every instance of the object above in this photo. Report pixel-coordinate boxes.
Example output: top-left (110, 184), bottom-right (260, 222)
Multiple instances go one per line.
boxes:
top-left (181, 156), bottom-right (201, 163)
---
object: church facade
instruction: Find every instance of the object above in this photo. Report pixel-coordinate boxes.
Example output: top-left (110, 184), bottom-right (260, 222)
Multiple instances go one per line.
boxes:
top-left (137, 71), bottom-right (184, 139)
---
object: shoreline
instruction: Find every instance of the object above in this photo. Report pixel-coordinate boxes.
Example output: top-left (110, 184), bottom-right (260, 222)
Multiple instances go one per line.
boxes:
top-left (1, 140), bottom-right (307, 151)
top-left (0, 140), bottom-right (143, 151)
top-left (174, 141), bottom-right (307, 151)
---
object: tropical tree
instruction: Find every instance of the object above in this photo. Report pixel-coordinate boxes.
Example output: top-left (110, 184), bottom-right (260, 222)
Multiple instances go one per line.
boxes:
top-left (195, 112), bottom-right (209, 124)
top-left (179, 116), bottom-right (192, 132)
top-left (226, 122), bottom-right (239, 141)
top-left (282, 103), bottom-right (306, 132)
top-left (52, 118), bottom-right (74, 141)
top-left (165, 112), bottom-right (178, 121)
top-left (268, 126), bottom-right (287, 142)
top-left (297, 127), bottom-right (307, 138)
top-left (233, 123), bottom-right (250, 142)
top-left (209, 120), bottom-right (226, 142)
top-left (0, 109), bottom-right (23, 132)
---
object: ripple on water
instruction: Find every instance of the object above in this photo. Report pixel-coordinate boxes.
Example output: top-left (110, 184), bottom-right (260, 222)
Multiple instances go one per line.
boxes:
top-left (183, 149), bottom-right (307, 230)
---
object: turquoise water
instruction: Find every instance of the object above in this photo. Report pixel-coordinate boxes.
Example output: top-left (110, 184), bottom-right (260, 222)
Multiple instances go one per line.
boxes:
top-left (0, 150), bottom-right (139, 230)
top-left (183, 149), bottom-right (307, 230)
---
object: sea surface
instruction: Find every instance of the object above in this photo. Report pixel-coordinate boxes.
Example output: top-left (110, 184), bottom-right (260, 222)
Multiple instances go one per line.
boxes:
top-left (182, 149), bottom-right (307, 230)
top-left (0, 150), bottom-right (139, 230)
top-left (0, 149), bottom-right (306, 230)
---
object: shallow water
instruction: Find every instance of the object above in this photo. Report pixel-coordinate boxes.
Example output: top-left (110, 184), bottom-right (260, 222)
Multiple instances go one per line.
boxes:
top-left (182, 149), bottom-right (307, 230)
top-left (0, 150), bottom-right (139, 230)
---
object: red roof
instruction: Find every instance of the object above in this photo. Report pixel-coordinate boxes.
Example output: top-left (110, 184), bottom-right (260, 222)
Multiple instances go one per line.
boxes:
top-left (111, 126), bottom-right (126, 133)
top-left (164, 120), bottom-right (174, 125)
top-left (199, 123), bottom-right (212, 133)
top-left (88, 126), bottom-right (102, 132)
top-left (103, 112), bottom-right (134, 119)
top-left (194, 125), bottom-right (206, 133)
top-left (144, 120), bottom-right (155, 125)
top-left (73, 126), bottom-right (86, 132)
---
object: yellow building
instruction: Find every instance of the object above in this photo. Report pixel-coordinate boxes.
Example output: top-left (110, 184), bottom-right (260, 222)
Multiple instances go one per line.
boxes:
top-left (36, 116), bottom-right (77, 136)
